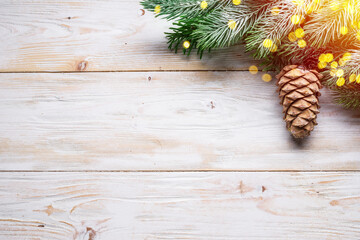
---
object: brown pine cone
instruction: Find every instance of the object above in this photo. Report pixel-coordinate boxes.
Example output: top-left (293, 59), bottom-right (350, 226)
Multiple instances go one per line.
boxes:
top-left (276, 65), bottom-right (323, 138)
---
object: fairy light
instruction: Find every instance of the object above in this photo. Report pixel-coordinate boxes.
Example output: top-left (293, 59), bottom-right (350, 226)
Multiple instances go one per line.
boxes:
top-left (349, 74), bottom-right (357, 83)
top-left (291, 15), bottom-right (301, 24)
top-left (319, 54), bottom-right (326, 62)
top-left (249, 65), bottom-right (258, 74)
top-left (233, 0), bottom-right (241, 5)
top-left (325, 53), bottom-right (334, 62)
top-left (270, 44), bottom-right (278, 52)
top-left (288, 32), bottom-right (297, 42)
top-left (357, 75), bottom-right (360, 84)
top-left (228, 20), bottom-right (237, 29)
top-left (340, 26), bottom-right (348, 35)
top-left (337, 77), bottom-right (345, 87)
top-left (295, 28), bottom-right (305, 38)
top-left (200, 1), bottom-right (208, 9)
top-left (343, 52), bottom-right (352, 61)
top-left (263, 39), bottom-right (273, 48)
top-left (271, 7), bottom-right (280, 15)
top-left (298, 39), bottom-right (306, 48)
top-left (318, 62), bottom-right (327, 69)
top-left (154, 5), bottom-right (161, 14)
top-left (183, 41), bottom-right (190, 49)
top-left (262, 74), bottom-right (272, 82)
top-left (336, 69), bottom-right (344, 77)
top-left (329, 0), bottom-right (340, 10)
top-left (330, 61), bottom-right (338, 68)
top-left (292, 0), bottom-right (305, 6)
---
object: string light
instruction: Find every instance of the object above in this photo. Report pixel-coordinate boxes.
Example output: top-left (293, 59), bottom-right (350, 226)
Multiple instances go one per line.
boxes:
top-left (340, 26), bottom-right (348, 35)
top-left (337, 77), bottom-right (345, 87)
top-left (228, 20), bottom-right (237, 29)
top-left (298, 39), bottom-right (306, 48)
top-left (288, 32), bottom-right (297, 42)
top-left (271, 7), bottom-right (280, 15)
top-left (319, 54), bottom-right (326, 62)
top-left (330, 61), bottom-right (338, 68)
top-left (325, 53), bottom-right (334, 62)
top-left (263, 39), bottom-right (273, 48)
top-left (291, 15), bottom-right (301, 24)
top-left (200, 1), bottom-right (208, 9)
top-left (349, 74), bottom-right (357, 83)
top-left (343, 52), bottom-right (352, 61)
top-left (318, 62), bottom-right (327, 69)
top-left (262, 74), bottom-right (272, 82)
top-left (270, 44), bottom-right (278, 52)
top-left (233, 0), bottom-right (241, 5)
top-left (336, 69), bottom-right (344, 77)
top-left (295, 28), bottom-right (305, 38)
top-left (249, 65), bottom-right (258, 74)
top-left (154, 5), bottom-right (161, 14)
top-left (183, 41), bottom-right (190, 49)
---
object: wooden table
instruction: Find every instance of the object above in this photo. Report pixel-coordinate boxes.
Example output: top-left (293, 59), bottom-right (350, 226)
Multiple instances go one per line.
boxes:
top-left (0, 1), bottom-right (359, 239)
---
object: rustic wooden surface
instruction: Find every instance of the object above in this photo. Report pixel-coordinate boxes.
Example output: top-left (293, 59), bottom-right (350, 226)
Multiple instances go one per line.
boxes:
top-left (0, 1), bottom-right (359, 239)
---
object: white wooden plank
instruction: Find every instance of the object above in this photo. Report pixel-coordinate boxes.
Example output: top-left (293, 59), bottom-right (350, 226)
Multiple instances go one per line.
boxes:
top-left (0, 72), bottom-right (359, 170)
top-left (0, 172), bottom-right (359, 239)
top-left (0, 0), bottom-right (257, 72)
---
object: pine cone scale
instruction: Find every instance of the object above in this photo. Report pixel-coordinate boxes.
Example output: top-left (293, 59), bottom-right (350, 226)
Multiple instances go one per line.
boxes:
top-left (277, 65), bottom-right (323, 138)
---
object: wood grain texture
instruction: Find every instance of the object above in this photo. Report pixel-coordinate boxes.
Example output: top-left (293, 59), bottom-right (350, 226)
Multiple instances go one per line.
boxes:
top-left (1, 72), bottom-right (359, 170)
top-left (0, 172), bottom-right (359, 239)
top-left (0, 0), bottom-right (257, 72)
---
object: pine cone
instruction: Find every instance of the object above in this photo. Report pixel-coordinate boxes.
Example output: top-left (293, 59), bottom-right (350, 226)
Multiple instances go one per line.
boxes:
top-left (276, 65), bottom-right (323, 138)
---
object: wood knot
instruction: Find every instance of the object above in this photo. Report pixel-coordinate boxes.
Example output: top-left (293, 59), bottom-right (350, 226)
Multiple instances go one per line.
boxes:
top-left (77, 61), bottom-right (88, 71)
top-left (86, 227), bottom-right (96, 240)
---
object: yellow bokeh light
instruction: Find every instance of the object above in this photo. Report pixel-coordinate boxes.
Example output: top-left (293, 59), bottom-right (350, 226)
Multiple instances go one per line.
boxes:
top-left (298, 39), bottom-right (306, 48)
top-left (319, 54), bottom-right (326, 62)
top-left (343, 52), bottom-right (352, 61)
top-left (200, 1), bottom-right (208, 9)
top-left (336, 69), bottom-right (344, 77)
top-left (329, 0), bottom-right (340, 10)
top-left (249, 65), bottom-right (258, 75)
top-left (263, 39), bottom-right (273, 48)
top-left (183, 41), bottom-right (190, 49)
top-left (262, 74), bottom-right (272, 82)
top-left (270, 44), bottom-right (278, 52)
top-left (357, 75), bottom-right (360, 84)
top-left (292, 0), bottom-right (305, 6)
top-left (330, 69), bottom-right (337, 76)
top-left (228, 20), bottom-right (237, 30)
top-left (349, 74), bottom-right (357, 83)
top-left (318, 62), bottom-right (327, 69)
top-left (340, 26), bottom-right (348, 35)
top-left (339, 58), bottom-right (347, 66)
top-left (154, 5), bottom-right (161, 14)
top-left (291, 15), bottom-right (301, 24)
top-left (357, 31), bottom-right (360, 40)
top-left (288, 32), bottom-right (297, 42)
top-left (325, 53), bottom-right (334, 62)
top-left (336, 77), bottom-right (345, 87)
top-left (330, 61), bottom-right (338, 68)
top-left (233, 0), bottom-right (241, 5)
top-left (271, 7), bottom-right (280, 15)
top-left (295, 28), bottom-right (305, 38)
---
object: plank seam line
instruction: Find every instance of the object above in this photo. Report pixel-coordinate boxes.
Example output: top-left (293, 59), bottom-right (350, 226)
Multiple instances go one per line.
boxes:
top-left (0, 70), bottom-right (270, 74)
top-left (0, 170), bottom-right (358, 173)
